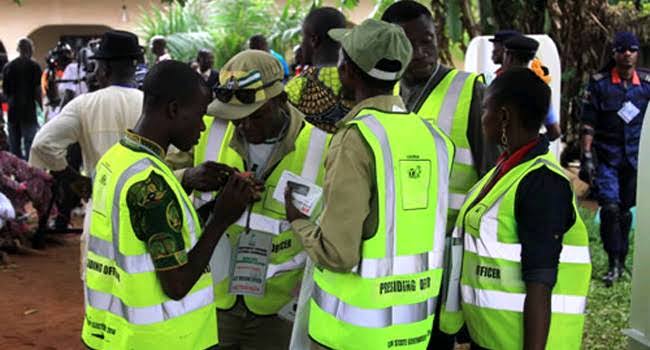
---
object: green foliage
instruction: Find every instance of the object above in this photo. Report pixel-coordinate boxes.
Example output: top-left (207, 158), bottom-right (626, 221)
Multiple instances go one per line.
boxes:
top-left (579, 207), bottom-right (632, 350)
top-left (137, 0), bottom-right (313, 67)
top-left (209, 0), bottom-right (275, 66)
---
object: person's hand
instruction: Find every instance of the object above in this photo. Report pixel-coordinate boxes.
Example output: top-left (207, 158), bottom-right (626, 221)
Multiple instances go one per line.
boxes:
top-left (211, 173), bottom-right (258, 227)
top-left (182, 162), bottom-right (234, 192)
top-left (579, 151), bottom-right (596, 185)
top-left (238, 171), bottom-right (265, 201)
top-left (284, 185), bottom-right (308, 222)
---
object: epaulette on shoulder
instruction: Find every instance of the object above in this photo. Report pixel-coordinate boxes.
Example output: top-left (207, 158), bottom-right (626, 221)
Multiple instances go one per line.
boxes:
top-left (591, 72), bottom-right (606, 82)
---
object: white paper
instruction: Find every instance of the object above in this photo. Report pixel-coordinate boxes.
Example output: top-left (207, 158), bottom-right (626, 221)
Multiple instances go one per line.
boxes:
top-left (272, 170), bottom-right (323, 217)
top-left (618, 101), bottom-right (641, 124)
top-left (228, 230), bottom-right (273, 297)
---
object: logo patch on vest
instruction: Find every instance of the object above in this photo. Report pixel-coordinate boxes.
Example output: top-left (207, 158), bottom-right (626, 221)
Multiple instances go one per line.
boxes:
top-left (399, 160), bottom-right (432, 210)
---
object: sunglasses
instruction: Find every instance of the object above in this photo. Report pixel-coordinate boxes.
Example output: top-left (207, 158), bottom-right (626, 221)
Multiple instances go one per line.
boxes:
top-left (614, 46), bottom-right (639, 53)
top-left (213, 80), bottom-right (280, 105)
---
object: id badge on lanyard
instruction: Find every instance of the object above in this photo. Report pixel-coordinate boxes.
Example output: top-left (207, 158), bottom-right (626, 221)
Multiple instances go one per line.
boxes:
top-left (228, 165), bottom-right (273, 297)
top-left (228, 224), bottom-right (273, 297)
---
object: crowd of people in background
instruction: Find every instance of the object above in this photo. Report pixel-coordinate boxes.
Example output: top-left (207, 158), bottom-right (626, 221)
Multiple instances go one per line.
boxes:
top-left (0, 1), bottom-right (648, 349)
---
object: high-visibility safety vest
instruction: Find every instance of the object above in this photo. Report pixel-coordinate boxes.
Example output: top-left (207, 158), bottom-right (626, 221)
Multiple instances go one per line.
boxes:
top-left (82, 142), bottom-right (217, 349)
top-left (414, 69), bottom-right (483, 233)
top-left (441, 151), bottom-right (591, 349)
top-left (194, 116), bottom-right (330, 315)
top-left (308, 109), bottom-right (454, 350)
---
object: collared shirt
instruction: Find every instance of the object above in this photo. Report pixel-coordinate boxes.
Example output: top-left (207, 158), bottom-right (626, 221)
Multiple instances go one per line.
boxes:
top-left (465, 136), bottom-right (573, 288)
top-left (582, 68), bottom-right (650, 169)
top-left (611, 68), bottom-right (641, 86)
top-left (121, 131), bottom-right (188, 271)
top-left (29, 85), bottom-right (143, 174)
top-left (291, 95), bottom-right (405, 272)
top-left (227, 104), bottom-right (305, 179)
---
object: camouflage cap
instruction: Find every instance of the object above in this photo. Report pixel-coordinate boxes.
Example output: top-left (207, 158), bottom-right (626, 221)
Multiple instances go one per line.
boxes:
top-left (207, 50), bottom-right (285, 120)
top-left (328, 19), bottom-right (412, 81)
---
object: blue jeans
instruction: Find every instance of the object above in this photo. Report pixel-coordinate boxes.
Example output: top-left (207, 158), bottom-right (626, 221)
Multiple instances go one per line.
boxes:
top-left (8, 119), bottom-right (39, 160)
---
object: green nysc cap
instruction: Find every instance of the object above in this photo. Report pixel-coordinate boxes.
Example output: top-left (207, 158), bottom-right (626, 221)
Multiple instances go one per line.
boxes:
top-left (328, 19), bottom-right (413, 81)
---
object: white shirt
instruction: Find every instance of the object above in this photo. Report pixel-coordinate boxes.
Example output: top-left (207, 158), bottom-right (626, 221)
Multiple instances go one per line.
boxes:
top-left (247, 143), bottom-right (275, 177)
top-left (60, 62), bottom-right (88, 97)
top-left (29, 86), bottom-right (143, 175)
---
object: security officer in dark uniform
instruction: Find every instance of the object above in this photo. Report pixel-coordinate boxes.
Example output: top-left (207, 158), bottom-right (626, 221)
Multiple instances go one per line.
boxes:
top-left (580, 31), bottom-right (650, 286)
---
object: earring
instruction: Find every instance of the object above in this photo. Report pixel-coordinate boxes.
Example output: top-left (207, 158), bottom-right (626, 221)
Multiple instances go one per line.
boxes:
top-left (501, 124), bottom-right (509, 149)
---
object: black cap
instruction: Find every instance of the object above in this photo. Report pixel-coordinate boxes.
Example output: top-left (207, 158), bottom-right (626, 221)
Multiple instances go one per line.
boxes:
top-left (91, 30), bottom-right (143, 60)
top-left (489, 30), bottom-right (521, 43)
top-left (504, 35), bottom-right (539, 54)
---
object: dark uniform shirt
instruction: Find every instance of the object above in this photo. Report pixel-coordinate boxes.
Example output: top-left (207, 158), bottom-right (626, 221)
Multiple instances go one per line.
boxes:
top-left (470, 136), bottom-right (574, 287)
top-left (122, 131), bottom-right (188, 271)
top-left (582, 68), bottom-right (650, 169)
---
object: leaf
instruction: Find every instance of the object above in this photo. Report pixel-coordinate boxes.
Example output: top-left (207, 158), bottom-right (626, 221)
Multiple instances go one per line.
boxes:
top-left (445, 0), bottom-right (463, 42)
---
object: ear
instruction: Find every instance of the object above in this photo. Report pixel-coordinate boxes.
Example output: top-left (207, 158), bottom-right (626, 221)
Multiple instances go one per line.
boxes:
top-left (167, 100), bottom-right (180, 121)
top-left (310, 34), bottom-right (320, 49)
top-left (500, 106), bottom-right (511, 126)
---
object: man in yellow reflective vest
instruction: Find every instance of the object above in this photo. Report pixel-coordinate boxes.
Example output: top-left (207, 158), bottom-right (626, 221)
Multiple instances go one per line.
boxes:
top-left (285, 19), bottom-right (454, 350)
top-left (186, 50), bottom-right (330, 350)
top-left (382, 2), bottom-right (498, 347)
top-left (82, 61), bottom-right (257, 349)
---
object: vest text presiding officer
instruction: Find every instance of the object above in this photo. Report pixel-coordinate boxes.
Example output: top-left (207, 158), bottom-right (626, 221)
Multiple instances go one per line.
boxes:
top-left (285, 19), bottom-right (454, 350)
top-left (82, 61), bottom-right (258, 349)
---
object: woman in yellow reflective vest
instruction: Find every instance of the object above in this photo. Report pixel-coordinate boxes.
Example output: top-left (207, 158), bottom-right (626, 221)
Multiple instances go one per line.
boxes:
top-left (440, 68), bottom-right (591, 350)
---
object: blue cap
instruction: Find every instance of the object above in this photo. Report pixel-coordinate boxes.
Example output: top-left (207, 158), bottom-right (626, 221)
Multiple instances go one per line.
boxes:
top-left (490, 30), bottom-right (521, 43)
top-left (613, 32), bottom-right (640, 50)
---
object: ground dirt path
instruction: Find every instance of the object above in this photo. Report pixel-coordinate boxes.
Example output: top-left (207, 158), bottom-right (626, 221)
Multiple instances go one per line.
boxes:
top-left (0, 235), bottom-right (84, 350)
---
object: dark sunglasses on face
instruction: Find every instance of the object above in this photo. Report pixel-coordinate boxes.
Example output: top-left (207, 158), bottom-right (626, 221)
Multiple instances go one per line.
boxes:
top-left (213, 80), bottom-right (280, 104)
top-left (614, 46), bottom-right (639, 53)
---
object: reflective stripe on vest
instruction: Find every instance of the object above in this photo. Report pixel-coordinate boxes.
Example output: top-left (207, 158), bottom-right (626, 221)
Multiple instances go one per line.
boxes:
top-left (346, 115), bottom-right (449, 277)
top-left (417, 70), bottom-right (478, 216)
top-left (84, 144), bottom-right (217, 349)
top-left (460, 285), bottom-right (586, 314)
top-left (86, 284), bottom-right (215, 325)
top-left (313, 283), bottom-right (438, 328)
top-left (88, 158), bottom-right (198, 274)
top-left (448, 153), bottom-right (590, 349)
top-left (86, 158), bottom-right (208, 321)
top-left (196, 116), bottom-right (329, 315)
top-left (309, 110), bottom-right (453, 349)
